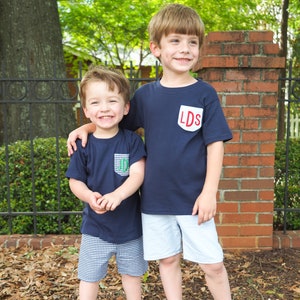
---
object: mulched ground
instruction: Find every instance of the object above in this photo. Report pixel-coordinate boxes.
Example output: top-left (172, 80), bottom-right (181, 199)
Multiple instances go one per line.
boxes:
top-left (0, 245), bottom-right (299, 299)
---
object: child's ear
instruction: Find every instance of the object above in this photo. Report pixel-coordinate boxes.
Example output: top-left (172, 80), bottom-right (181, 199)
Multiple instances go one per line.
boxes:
top-left (123, 102), bottom-right (130, 115)
top-left (150, 41), bottom-right (161, 58)
top-left (83, 107), bottom-right (90, 119)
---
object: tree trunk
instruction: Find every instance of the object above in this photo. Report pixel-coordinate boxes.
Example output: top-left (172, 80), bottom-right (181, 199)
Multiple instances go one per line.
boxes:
top-left (0, 0), bottom-right (77, 144)
top-left (277, 0), bottom-right (289, 141)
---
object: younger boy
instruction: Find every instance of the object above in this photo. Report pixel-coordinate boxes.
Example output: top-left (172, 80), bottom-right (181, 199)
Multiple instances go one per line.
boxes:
top-left (68, 4), bottom-right (232, 300)
top-left (66, 66), bottom-right (147, 300)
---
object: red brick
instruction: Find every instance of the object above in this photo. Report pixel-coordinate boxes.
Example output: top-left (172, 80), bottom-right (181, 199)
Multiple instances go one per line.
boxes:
top-left (217, 226), bottom-right (240, 236)
top-left (212, 81), bottom-right (243, 92)
top-left (258, 237), bottom-right (273, 249)
top-left (199, 69), bottom-right (224, 81)
top-left (223, 44), bottom-right (260, 55)
top-left (217, 202), bottom-right (239, 213)
top-left (225, 69), bottom-right (261, 81)
top-left (260, 143), bottom-right (276, 154)
top-left (224, 191), bottom-right (258, 202)
top-left (244, 107), bottom-right (277, 118)
top-left (241, 179), bottom-right (274, 189)
top-left (223, 167), bottom-right (258, 178)
top-left (219, 179), bottom-right (239, 190)
top-left (201, 43), bottom-right (222, 55)
top-left (259, 167), bottom-right (275, 177)
top-left (240, 225), bottom-right (273, 236)
top-left (223, 155), bottom-right (239, 166)
top-left (251, 56), bottom-right (285, 68)
top-left (239, 155), bottom-right (274, 166)
top-left (223, 106), bottom-right (241, 117)
top-left (263, 43), bottom-right (281, 55)
top-left (225, 94), bottom-right (260, 106)
top-left (241, 202), bottom-right (274, 213)
top-left (220, 236), bottom-right (257, 249)
top-left (262, 94), bottom-right (277, 106)
top-left (244, 81), bottom-right (279, 92)
top-left (242, 131), bottom-right (276, 142)
top-left (227, 119), bottom-right (259, 130)
top-left (258, 213), bottom-right (274, 224)
top-left (224, 143), bottom-right (258, 154)
top-left (205, 31), bottom-right (246, 43)
top-left (248, 31), bottom-right (274, 42)
top-left (263, 69), bottom-right (281, 80)
top-left (259, 190), bottom-right (275, 201)
top-left (221, 213), bottom-right (257, 224)
top-left (202, 56), bottom-right (240, 68)
top-left (261, 119), bottom-right (277, 130)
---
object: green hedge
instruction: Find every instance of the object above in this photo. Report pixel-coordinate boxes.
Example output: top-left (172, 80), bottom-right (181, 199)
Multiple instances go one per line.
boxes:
top-left (0, 138), bottom-right (83, 234)
top-left (1, 137), bottom-right (299, 234)
top-left (274, 138), bottom-right (300, 230)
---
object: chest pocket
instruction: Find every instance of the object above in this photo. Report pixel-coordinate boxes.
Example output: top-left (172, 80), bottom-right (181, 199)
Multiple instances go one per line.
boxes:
top-left (114, 153), bottom-right (129, 176)
top-left (177, 105), bottom-right (203, 132)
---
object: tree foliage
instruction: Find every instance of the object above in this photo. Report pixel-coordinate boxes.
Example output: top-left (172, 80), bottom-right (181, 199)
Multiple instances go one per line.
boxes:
top-left (58, 0), bottom-right (282, 71)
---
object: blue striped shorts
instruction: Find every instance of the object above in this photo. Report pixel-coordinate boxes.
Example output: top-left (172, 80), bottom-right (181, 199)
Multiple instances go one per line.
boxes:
top-left (78, 234), bottom-right (148, 282)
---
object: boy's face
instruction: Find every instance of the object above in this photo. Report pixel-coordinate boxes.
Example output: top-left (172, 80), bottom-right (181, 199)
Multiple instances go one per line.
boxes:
top-left (150, 33), bottom-right (200, 75)
top-left (83, 80), bottom-right (129, 135)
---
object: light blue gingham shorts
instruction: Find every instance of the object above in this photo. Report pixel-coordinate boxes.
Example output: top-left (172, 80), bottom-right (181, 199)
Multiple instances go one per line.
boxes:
top-left (78, 234), bottom-right (148, 282)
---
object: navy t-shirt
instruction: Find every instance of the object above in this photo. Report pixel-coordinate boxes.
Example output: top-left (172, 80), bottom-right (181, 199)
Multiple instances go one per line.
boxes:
top-left (66, 129), bottom-right (146, 243)
top-left (122, 79), bottom-right (232, 215)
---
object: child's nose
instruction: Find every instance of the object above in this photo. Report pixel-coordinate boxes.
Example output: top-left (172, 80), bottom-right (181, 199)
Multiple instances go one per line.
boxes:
top-left (180, 41), bottom-right (190, 53)
top-left (99, 102), bottom-right (109, 111)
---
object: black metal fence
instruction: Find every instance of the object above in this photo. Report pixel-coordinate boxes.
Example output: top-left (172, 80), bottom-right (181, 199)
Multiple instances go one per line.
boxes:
top-left (0, 62), bottom-right (159, 235)
top-left (274, 62), bottom-right (300, 233)
top-left (1, 62), bottom-right (299, 235)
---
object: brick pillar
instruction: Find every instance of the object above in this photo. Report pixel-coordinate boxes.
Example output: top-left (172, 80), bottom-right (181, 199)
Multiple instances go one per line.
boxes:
top-left (198, 31), bottom-right (285, 250)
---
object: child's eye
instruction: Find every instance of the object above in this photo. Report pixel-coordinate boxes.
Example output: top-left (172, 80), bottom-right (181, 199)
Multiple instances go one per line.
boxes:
top-left (189, 40), bottom-right (198, 46)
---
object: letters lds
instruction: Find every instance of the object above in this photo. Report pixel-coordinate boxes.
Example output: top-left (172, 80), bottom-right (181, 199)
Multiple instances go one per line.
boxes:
top-left (178, 105), bottom-right (203, 132)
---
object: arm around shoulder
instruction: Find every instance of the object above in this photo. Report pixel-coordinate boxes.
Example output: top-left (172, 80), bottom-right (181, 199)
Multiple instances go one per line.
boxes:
top-left (67, 123), bottom-right (96, 156)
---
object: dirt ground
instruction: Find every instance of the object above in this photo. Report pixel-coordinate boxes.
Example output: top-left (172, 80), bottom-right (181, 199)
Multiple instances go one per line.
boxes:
top-left (0, 245), bottom-right (299, 300)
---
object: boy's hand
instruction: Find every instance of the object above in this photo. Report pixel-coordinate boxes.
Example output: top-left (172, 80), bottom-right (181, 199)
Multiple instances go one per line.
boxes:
top-left (192, 192), bottom-right (217, 225)
top-left (97, 192), bottom-right (122, 212)
top-left (88, 192), bottom-right (107, 214)
top-left (67, 127), bottom-right (89, 156)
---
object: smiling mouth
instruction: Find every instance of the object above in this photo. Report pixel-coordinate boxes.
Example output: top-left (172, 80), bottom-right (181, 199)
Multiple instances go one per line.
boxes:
top-left (176, 57), bottom-right (191, 62)
top-left (99, 116), bottom-right (113, 119)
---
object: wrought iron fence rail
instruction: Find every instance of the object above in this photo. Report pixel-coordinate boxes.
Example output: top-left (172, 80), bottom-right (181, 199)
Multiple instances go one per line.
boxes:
top-left (1, 62), bottom-right (299, 234)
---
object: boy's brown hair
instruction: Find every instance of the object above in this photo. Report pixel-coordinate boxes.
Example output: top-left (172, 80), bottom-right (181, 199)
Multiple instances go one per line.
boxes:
top-left (148, 4), bottom-right (205, 48)
top-left (79, 66), bottom-right (130, 108)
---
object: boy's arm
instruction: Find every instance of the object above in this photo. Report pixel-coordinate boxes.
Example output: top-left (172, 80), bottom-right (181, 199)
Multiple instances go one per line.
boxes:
top-left (192, 141), bottom-right (224, 225)
top-left (67, 123), bottom-right (96, 156)
top-left (98, 157), bottom-right (145, 211)
top-left (69, 178), bottom-right (106, 214)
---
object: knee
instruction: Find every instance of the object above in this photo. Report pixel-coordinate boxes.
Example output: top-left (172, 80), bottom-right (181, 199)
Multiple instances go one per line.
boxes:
top-left (200, 262), bottom-right (226, 277)
top-left (159, 253), bottom-right (181, 268)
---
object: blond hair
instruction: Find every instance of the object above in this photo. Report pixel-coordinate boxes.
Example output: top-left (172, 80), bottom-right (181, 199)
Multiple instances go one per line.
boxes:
top-left (148, 4), bottom-right (205, 48)
top-left (79, 66), bottom-right (130, 108)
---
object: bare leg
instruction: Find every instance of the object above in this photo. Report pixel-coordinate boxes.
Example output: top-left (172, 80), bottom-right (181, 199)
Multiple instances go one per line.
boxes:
top-left (79, 280), bottom-right (99, 300)
top-left (121, 274), bottom-right (142, 300)
top-left (159, 253), bottom-right (182, 300)
top-left (200, 262), bottom-right (231, 300)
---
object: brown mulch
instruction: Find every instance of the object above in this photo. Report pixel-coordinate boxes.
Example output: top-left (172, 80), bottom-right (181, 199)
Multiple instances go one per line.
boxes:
top-left (0, 245), bottom-right (299, 299)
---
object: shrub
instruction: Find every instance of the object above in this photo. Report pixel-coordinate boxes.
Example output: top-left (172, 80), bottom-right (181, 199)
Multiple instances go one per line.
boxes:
top-left (274, 138), bottom-right (300, 230)
top-left (0, 137), bottom-right (83, 234)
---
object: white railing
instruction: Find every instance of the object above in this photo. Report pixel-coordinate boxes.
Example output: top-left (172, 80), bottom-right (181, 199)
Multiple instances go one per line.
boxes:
top-left (288, 114), bottom-right (300, 138)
